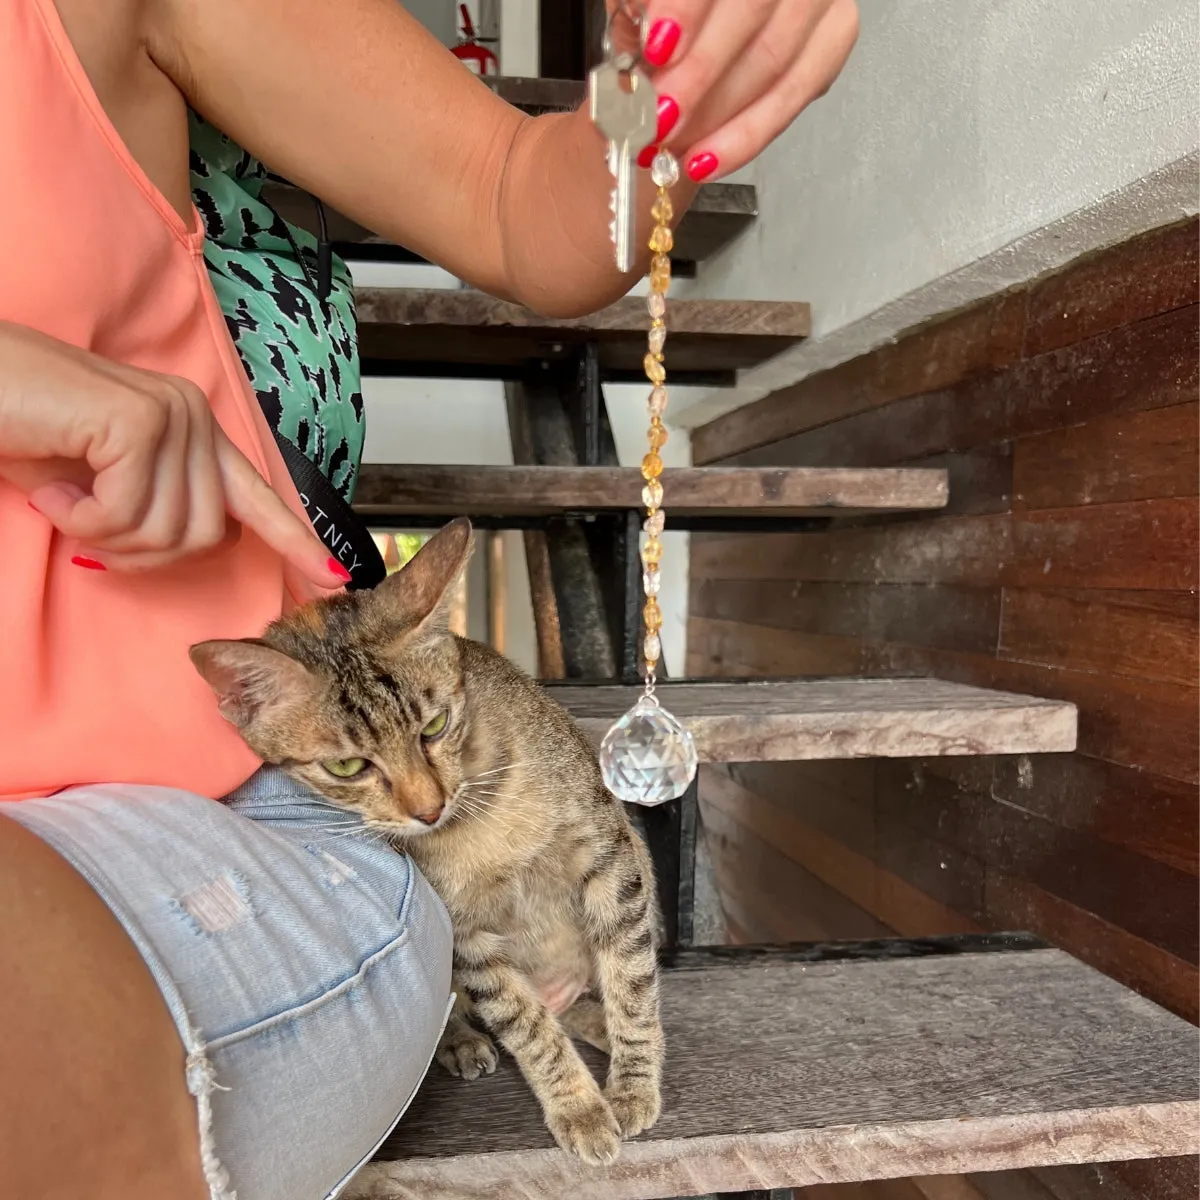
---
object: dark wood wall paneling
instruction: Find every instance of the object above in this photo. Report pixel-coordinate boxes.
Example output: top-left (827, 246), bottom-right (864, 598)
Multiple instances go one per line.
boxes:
top-left (688, 220), bottom-right (1199, 1200)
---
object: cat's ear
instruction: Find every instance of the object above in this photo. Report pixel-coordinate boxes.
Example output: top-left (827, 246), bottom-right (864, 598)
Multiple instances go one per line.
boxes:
top-left (375, 517), bottom-right (474, 637)
top-left (189, 639), bottom-right (320, 729)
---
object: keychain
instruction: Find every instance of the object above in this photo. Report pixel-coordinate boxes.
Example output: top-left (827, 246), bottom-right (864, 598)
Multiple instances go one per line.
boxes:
top-left (592, 2), bottom-right (699, 806)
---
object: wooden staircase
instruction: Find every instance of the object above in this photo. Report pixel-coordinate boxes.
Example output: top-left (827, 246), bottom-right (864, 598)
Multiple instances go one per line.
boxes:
top-left (327, 118), bottom-right (1197, 1197)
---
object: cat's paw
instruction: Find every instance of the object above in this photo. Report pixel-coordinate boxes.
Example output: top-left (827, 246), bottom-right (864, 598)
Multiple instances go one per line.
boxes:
top-left (546, 1096), bottom-right (622, 1165)
top-left (436, 1026), bottom-right (499, 1081)
top-left (605, 1079), bottom-right (661, 1138)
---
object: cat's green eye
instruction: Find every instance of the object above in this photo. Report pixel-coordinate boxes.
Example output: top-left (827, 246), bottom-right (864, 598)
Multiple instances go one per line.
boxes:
top-left (421, 711), bottom-right (449, 741)
top-left (323, 757), bottom-right (368, 778)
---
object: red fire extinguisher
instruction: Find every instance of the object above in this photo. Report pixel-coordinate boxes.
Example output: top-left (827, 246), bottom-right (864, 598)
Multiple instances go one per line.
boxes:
top-left (450, 4), bottom-right (498, 76)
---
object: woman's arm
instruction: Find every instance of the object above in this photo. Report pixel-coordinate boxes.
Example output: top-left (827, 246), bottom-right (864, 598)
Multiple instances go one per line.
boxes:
top-left (148, 0), bottom-right (856, 318)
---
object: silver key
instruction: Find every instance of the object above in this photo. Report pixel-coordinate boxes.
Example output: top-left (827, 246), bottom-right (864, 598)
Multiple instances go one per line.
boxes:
top-left (589, 60), bottom-right (657, 272)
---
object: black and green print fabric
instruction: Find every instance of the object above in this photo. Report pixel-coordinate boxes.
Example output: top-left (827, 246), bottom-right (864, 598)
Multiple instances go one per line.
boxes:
top-left (188, 112), bottom-right (365, 500)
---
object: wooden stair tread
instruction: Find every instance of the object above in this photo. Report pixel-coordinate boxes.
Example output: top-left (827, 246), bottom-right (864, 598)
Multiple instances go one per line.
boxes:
top-left (545, 677), bottom-right (1077, 761)
top-left (355, 288), bottom-right (809, 384)
top-left (353, 465), bottom-right (949, 519)
top-left (359, 939), bottom-right (1198, 1198)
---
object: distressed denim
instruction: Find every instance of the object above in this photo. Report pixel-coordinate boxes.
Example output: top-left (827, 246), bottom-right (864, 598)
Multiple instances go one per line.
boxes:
top-left (8, 768), bottom-right (453, 1200)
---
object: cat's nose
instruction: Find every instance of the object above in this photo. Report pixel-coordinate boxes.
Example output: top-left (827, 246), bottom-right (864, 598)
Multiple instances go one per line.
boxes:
top-left (412, 803), bottom-right (445, 826)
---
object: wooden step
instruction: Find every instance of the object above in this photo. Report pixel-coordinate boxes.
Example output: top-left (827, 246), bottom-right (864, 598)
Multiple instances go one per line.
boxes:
top-left (355, 288), bottom-right (809, 384)
top-left (544, 678), bottom-right (1078, 761)
top-left (351, 936), bottom-right (1198, 1199)
top-left (353, 465), bottom-right (949, 521)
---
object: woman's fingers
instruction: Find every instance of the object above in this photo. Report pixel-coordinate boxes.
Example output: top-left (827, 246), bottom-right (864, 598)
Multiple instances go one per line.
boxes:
top-left (216, 431), bottom-right (349, 590)
top-left (677, 0), bottom-right (858, 179)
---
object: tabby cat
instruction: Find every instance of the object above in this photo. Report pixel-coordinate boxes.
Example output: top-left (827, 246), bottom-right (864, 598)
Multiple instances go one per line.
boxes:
top-left (190, 518), bottom-right (663, 1164)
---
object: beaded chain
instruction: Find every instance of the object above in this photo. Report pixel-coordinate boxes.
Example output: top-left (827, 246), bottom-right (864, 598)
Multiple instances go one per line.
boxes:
top-left (639, 148), bottom-right (681, 686)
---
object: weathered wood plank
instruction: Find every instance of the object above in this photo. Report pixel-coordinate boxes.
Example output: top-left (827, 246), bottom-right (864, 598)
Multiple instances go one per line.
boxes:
top-left (1012, 402), bottom-right (1199, 510)
top-left (875, 760), bottom-right (1199, 963)
top-left (355, 288), bottom-right (809, 383)
top-left (353, 464), bottom-right (949, 518)
top-left (999, 588), bottom-right (1198, 686)
top-left (991, 755), bottom-right (1199, 876)
top-left (683, 621), bottom-right (1197, 781)
top-left (731, 305), bottom-right (1197, 470)
top-left (985, 874), bottom-right (1199, 1024)
top-left (1024, 218), bottom-right (1199, 357)
top-left (547, 678), bottom-right (1077, 762)
top-left (692, 293), bottom-right (1028, 464)
top-left (690, 580), bottom-right (1001, 655)
top-left (352, 948), bottom-right (1198, 1199)
top-left (690, 499), bottom-right (1199, 591)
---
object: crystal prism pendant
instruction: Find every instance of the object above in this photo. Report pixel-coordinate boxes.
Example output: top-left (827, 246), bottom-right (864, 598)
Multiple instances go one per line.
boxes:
top-left (599, 695), bottom-right (699, 806)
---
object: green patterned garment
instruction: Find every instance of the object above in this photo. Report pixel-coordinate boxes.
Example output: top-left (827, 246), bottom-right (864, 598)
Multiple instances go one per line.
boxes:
top-left (188, 113), bottom-right (365, 500)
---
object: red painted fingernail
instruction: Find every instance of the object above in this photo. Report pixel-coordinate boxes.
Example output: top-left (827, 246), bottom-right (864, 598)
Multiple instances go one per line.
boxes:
top-left (327, 557), bottom-right (352, 583)
top-left (656, 95), bottom-right (680, 143)
top-left (638, 143), bottom-right (658, 169)
top-left (71, 556), bottom-right (106, 571)
top-left (686, 151), bottom-right (719, 182)
top-left (645, 19), bottom-right (681, 68)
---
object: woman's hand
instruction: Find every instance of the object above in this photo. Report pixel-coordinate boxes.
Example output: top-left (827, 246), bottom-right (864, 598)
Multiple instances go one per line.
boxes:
top-left (617, 0), bottom-right (860, 180)
top-left (0, 322), bottom-right (348, 585)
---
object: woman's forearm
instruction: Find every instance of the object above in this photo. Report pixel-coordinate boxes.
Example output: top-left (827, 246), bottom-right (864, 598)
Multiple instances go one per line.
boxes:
top-left (496, 110), bottom-right (698, 318)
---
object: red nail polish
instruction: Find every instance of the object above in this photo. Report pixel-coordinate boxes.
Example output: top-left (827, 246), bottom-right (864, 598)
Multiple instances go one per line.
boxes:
top-left (638, 143), bottom-right (658, 169)
top-left (645, 19), bottom-right (681, 68)
top-left (327, 557), bottom-right (352, 583)
top-left (686, 151), bottom-right (719, 182)
top-left (71, 556), bottom-right (106, 571)
top-left (656, 95), bottom-right (680, 143)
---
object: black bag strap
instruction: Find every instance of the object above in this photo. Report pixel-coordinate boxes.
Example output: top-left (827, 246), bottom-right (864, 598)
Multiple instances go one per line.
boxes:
top-left (269, 430), bottom-right (386, 592)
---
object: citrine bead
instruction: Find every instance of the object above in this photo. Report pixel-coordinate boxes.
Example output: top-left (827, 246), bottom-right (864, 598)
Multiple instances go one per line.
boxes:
top-left (648, 423), bottom-right (668, 451)
top-left (641, 537), bottom-right (663, 566)
top-left (648, 224), bottom-right (674, 254)
top-left (642, 479), bottom-right (663, 509)
top-left (643, 598), bottom-right (663, 632)
top-left (641, 452), bottom-right (663, 480)
top-left (647, 292), bottom-right (666, 319)
top-left (652, 193), bottom-right (674, 224)
top-left (649, 263), bottom-right (671, 294)
top-left (643, 353), bottom-right (666, 385)
top-left (648, 385), bottom-right (668, 417)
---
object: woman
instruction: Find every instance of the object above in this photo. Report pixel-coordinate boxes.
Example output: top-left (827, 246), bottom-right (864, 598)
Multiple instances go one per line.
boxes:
top-left (0, 1), bottom-right (859, 1197)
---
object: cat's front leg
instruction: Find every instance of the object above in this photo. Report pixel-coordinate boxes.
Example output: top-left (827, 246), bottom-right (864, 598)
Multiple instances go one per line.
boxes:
top-left (455, 932), bottom-right (621, 1165)
top-left (436, 984), bottom-right (499, 1081)
top-left (579, 841), bottom-right (664, 1139)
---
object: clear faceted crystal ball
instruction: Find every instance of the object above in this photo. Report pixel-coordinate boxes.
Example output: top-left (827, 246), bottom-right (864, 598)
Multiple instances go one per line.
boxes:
top-left (600, 696), bottom-right (699, 806)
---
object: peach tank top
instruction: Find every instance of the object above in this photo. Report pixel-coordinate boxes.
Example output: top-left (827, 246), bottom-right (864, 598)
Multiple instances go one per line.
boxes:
top-left (0, 0), bottom-right (323, 800)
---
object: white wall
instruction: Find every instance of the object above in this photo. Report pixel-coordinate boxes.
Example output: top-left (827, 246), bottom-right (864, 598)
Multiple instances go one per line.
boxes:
top-left (673, 0), bottom-right (1199, 427)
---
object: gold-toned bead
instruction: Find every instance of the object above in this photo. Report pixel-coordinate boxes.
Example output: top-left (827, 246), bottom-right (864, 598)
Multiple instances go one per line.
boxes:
top-left (641, 452), bottom-right (663, 480)
top-left (642, 479), bottom-right (663, 508)
top-left (643, 353), bottom-right (666, 385)
top-left (648, 423), bottom-right (668, 451)
top-left (652, 193), bottom-right (674, 224)
top-left (648, 224), bottom-right (674, 254)
top-left (643, 598), bottom-right (663, 632)
top-left (641, 537), bottom-right (663, 566)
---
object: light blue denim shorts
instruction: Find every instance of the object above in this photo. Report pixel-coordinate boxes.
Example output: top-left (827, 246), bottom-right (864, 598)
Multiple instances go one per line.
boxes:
top-left (7, 767), bottom-right (454, 1200)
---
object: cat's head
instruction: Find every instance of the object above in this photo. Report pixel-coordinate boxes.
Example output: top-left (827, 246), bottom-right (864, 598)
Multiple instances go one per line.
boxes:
top-left (191, 518), bottom-right (481, 837)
